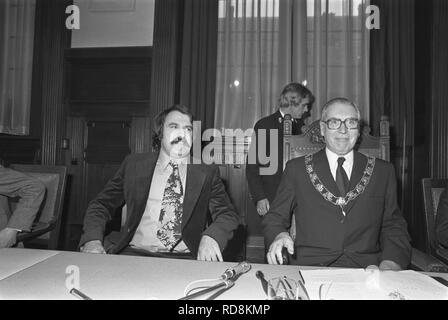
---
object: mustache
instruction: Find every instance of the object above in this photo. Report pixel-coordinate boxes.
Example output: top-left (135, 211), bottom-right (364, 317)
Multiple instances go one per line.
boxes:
top-left (170, 136), bottom-right (190, 145)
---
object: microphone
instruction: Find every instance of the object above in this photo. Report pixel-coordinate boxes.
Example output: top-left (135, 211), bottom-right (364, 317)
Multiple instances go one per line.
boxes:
top-left (223, 280), bottom-right (235, 289)
top-left (179, 279), bottom-right (235, 300)
top-left (220, 261), bottom-right (251, 281)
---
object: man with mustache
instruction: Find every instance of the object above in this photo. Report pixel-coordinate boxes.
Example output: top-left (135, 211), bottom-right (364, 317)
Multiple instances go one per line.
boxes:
top-left (263, 98), bottom-right (412, 270)
top-left (80, 105), bottom-right (240, 261)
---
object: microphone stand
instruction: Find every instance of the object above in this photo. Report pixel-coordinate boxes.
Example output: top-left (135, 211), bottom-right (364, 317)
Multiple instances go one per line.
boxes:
top-left (178, 280), bottom-right (234, 300)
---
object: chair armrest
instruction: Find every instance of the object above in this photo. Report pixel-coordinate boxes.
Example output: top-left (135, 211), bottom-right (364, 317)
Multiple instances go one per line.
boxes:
top-left (281, 247), bottom-right (448, 271)
top-left (410, 247), bottom-right (448, 272)
top-left (281, 247), bottom-right (290, 265)
top-left (435, 246), bottom-right (448, 265)
top-left (16, 221), bottom-right (55, 242)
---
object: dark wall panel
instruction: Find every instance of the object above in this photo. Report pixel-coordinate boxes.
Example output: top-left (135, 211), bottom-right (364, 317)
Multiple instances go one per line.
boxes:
top-left (65, 47), bottom-right (152, 117)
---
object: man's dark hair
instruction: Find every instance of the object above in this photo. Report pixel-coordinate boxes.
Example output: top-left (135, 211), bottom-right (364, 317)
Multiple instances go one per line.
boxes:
top-left (152, 104), bottom-right (194, 151)
top-left (279, 82), bottom-right (315, 107)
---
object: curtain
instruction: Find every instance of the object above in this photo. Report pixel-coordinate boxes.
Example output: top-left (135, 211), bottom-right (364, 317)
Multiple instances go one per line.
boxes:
top-left (369, 0), bottom-right (415, 238)
top-left (0, 0), bottom-right (36, 135)
top-left (308, 0), bottom-right (370, 123)
top-left (214, 0), bottom-right (370, 131)
top-left (370, 0), bottom-right (414, 146)
top-left (179, 0), bottom-right (218, 131)
top-left (430, 0), bottom-right (448, 178)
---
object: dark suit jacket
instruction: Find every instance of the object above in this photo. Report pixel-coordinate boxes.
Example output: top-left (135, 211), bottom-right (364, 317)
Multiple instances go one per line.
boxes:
top-left (436, 188), bottom-right (448, 248)
top-left (246, 110), bottom-right (304, 203)
top-left (262, 149), bottom-right (412, 268)
top-left (79, 153), bottom-right (240, 257)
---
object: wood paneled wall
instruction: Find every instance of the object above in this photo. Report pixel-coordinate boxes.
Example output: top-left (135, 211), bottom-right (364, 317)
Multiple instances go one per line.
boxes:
top-left (63, 47), bottom-right (152, 250)
top-left (131, 117), bottom-right (152, 154)
top-left (39, 0), bottom-right (72, 165)
top-left (149, 0), bottom-right (184, 131)
top-left (431, 109), bottom-right (448, 178)
top-left (65, 47), bottom-right (152, 117)
top-left (430, 0), bottom-right (448, 178)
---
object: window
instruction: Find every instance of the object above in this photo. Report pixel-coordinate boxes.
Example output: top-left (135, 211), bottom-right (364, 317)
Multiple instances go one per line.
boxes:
top-left (0, 0), bottom-right (36, 135)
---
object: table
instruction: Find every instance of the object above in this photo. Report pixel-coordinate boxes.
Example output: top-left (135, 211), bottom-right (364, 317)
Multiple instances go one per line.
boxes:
top-left (0, 248), bottom-right (59, 281)
top-left (1, 248), bottom-right (447, 300)
top-left (0, 248), bottom-right (303, 300)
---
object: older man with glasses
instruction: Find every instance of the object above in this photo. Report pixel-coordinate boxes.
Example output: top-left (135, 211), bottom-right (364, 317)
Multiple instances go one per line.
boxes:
top-left (262, 97), bottom-right (411, 270)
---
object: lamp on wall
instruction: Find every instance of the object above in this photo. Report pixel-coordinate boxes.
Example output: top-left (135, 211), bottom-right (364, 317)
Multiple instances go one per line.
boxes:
top-left (62, 138), bottom-right (70, 150)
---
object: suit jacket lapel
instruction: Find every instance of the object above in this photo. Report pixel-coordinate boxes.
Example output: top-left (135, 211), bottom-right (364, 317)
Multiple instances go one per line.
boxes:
top-left (344, 151), bottom-right (367, 215)
top-left (182, 164), bottom-right (206, 229)
top-left (129, 154), bottom-right (158, 229)
top-left (313, 149), bottom-right (341, 198)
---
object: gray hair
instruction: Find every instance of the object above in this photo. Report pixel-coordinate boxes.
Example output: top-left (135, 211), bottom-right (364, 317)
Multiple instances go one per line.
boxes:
top-left (321, 97), bottom-right (361, 121)
top-left (278, 82), bottom-right (315, 109)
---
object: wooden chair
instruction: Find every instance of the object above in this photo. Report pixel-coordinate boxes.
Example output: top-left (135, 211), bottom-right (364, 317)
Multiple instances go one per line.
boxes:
top-left (422, 178), bottom-right (448, 266)
top-left (9, 164), bottom-right (68, 250)
top-left (283, 115), bottom-right (390, 168)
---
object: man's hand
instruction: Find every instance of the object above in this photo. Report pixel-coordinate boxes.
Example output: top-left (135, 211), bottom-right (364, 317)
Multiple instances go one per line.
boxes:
top-left (256, 198), bottom-right (270, 216)
top-left (0, 228), bottom-right (18, 248)
top-left (379, 260), bottom-right (402, 271)
top-left (267, 232), bottom-right (294, 265)
top-left (366, 260), bottom-right (402, 271)
top-left (365, 264), bottom-right (379, 270)
top-left (80, 240), bottom-right (106, 254)
top-left (197, 235), bottom-right (223, 262)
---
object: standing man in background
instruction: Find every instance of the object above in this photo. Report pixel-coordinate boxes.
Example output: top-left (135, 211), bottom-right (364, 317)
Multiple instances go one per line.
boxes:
top-left (246, 82), bottom-right (315, 217)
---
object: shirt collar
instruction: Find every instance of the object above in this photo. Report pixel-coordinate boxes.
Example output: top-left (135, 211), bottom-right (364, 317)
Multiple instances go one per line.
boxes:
top-left (158, 151), bottom-right (189, 170)
top-left (325, 148), bottom-right (354, 168)
top-left (278, 109), bottom-right (296, 122)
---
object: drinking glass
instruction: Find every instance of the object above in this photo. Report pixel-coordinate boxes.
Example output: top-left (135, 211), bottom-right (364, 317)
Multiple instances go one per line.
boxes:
top-left (267, 276), bottom-right (298, 300)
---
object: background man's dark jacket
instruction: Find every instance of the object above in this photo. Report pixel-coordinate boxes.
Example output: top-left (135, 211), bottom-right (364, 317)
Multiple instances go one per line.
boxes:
top-left (246, 110), bottom-right (303, 203)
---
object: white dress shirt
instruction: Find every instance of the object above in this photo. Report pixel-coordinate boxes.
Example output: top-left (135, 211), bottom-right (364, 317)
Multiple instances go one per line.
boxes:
top-left (130, 152), bottom-right (190, 253)
top-left (325, 148), bottom-right (354, 181)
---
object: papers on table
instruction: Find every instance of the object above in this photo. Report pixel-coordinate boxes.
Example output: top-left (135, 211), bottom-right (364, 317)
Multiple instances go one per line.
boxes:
top-left (301, 268), bottom-right (448, 300)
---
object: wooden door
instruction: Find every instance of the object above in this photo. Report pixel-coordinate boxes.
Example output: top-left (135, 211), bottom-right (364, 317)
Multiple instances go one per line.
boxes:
top-left (62, 119), bottom-right (131, 250)
top-left (83, 120), bottom-right (131, 233)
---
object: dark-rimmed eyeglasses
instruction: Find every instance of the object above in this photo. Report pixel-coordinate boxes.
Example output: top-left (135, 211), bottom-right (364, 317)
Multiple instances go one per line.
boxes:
top-left (322, 118), bottom-right (359, 130)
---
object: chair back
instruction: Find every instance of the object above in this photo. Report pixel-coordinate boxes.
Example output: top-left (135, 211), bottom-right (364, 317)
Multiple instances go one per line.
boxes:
top-left (422, 178), bottom-right (448, 253)
top-left (9, 164), bottom-right (68, 249)
top-left (283, 116), bottom-right (390, 169)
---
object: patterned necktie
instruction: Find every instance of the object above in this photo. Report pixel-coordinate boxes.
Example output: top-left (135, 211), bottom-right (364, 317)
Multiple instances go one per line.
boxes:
top-left (336, 157), bottom-right (350, 196)
top-left (157, 161), bottom-right (184, 250)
